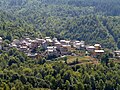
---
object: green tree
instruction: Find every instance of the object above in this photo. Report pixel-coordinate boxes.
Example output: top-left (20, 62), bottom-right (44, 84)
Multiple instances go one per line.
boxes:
top-left (77, 82), bottom-right (84, 90)
top-left (65, 80), bottom-right (70, 90)
top-left (101, 54), bottom-right (109, 66)
top-left (64, 57), bottom-right (67, 64)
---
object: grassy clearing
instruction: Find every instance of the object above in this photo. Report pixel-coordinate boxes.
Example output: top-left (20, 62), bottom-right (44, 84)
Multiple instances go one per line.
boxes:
top-left (66, 56), bottom-right (98, 64)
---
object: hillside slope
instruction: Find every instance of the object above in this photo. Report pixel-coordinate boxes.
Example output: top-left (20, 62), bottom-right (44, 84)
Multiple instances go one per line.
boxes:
top-left (0, 0), bottom-right (120, 49)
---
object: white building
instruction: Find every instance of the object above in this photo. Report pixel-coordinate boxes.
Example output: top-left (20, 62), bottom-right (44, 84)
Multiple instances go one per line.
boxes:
top-left (19, 46), bottom-right (29, 53)
top-left (60, 45), bottom-right (71, 55)
top-left (94, 44), bottom-right (101, 50)
top-left (114, 51), bottom-right (120, 58)
top-left (47, 46), bottom-right (57, 56)
top-left (60, 40), bottom-right (70, 46)
top-left (53, 38), bottom-right (58, 43)
top-left (73, 40), bottom-right (85, 49)
top-left (86, 46), bottom-right (95, 52)
top-left (0, 37), bottom-right (2, 44)
top-left (54, 42), bottom-right (61, 49)
top-left (45, 37), bottom-right (53, 46)
top-left (95, 50), bottom-right (104, 54)
top-left (0, 37), bottom-right (2, 49)
top-left (36, 38), bottom-right (45, 45)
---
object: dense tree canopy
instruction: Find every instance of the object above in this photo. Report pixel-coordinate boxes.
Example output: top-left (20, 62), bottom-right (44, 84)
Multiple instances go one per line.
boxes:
top-left (0, 48), bottom-right (119, 89)
top-left (0, 0), bottom-right (120, 49)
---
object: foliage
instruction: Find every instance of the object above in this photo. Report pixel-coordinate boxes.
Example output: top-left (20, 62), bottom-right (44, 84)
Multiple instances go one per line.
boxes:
top-left (0, 0), bottom-right (120, 49)
top-left (0, 49), bottom-right (119, 89)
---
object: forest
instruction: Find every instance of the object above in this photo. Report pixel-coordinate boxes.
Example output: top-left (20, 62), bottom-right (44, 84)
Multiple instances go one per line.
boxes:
top-left (0, 48), bottom-right (120, 90)
top-left (0, 0), bottom-right (120, 49)
top-left (0, 0), bottom-right (120, 89)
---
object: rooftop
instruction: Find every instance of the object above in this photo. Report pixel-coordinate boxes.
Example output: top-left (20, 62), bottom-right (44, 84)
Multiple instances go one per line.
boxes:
top-left (27, 53), bottom-right (37, 57)
top-left (55, 42), bottom-right (61, 45)
top-left (45, 37), bottom-right (50, 39)
top-left (20, 46), bottom-right (28, 49)
top-left (0, 37), bottom-right (2, 40)
top-left (76, 43), bottom-right (81, 46)
top-left (47, 46), bottom-right (57, 49)
top-left (21, 40), bottom-right (28, 44)
top-left (114, 51), bottom-right (120, 53)
top-left (62, 45), bottom-right (71, 47)
top-left (95, 50), bottom-right (104, 53)
top-left (46, 39), bottom-right (53, 42)
top-left (75, 41), bottom-right (80, 43)
top-left (60, 40), bottom-right (70, 43)
top-left (47, 50), bottom-right (54, 52)
top-left (36, 38), bottom-right (44, 41)
top-left (94, 44), bottom-right (101, 47)
top-left (86, 46), bottom-right (95, 49)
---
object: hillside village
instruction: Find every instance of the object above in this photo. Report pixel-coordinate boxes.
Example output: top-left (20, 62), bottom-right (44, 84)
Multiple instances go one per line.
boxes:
top-left (0, 36), bottom-right (120, 60)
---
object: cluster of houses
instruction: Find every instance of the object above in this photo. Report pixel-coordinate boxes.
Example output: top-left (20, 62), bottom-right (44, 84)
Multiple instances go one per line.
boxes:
top-left (9, 37), bottom-right (104, 58)
top-left (9, 37), bottom-right (85, 58)
top-left (86, 44), bottom-right (105, 57)
top-left (0, 36), bottom-right (120, 59)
